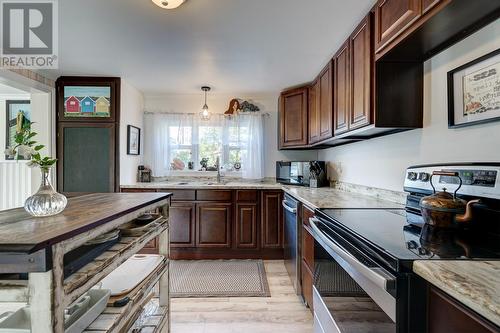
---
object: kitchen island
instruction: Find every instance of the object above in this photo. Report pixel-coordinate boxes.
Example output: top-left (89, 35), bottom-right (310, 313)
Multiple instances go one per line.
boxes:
top-left (0, 193), bottom-right (171, 333)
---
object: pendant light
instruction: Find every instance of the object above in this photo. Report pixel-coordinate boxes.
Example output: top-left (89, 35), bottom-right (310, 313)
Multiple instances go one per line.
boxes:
top-left (151, 0), bottom-right (186, 9)
top-left (200, 86), bottom-right (211, 120)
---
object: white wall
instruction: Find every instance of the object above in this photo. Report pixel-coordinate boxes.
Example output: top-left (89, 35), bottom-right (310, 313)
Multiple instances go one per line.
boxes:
top-left (144, 93), bottom-right (318, 178)
top-left (318, 20), bottom-right (500, 192)
top-left (120, 80), bottom-right (145, 184)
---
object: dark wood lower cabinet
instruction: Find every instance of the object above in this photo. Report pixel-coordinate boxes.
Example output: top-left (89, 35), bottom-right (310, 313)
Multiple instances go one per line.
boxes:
top-left (235, 203), bottom-right (258, 249)
top-left (261, 191), bottom-right (283, 249)
top-left (123, 188), bottom-right (284, 259)
top-left (301, 260), bottom-right (314, 311)
top-left (428, 286), bottom-right (498, 333)
top-left (196, 203), bottom-right (232, 248)
top-left (170, 202), bottom-right (196, 247)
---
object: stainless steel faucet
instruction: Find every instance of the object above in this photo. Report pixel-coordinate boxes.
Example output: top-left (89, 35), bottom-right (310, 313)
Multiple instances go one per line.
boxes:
top-left (216, 156), bottom-right (222, 183)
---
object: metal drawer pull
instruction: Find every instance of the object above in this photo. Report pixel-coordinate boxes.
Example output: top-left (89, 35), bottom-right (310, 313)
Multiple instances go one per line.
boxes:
top-left (309, 217), bottom-right (396, 291)
top-left (282, 200), bottom-right (297, 213)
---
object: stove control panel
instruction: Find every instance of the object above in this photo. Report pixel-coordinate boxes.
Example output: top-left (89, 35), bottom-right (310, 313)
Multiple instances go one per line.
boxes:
top-left (404, 164), bottom-right (500, 199)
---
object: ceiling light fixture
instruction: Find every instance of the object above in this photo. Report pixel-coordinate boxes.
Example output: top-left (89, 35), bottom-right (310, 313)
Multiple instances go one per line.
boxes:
top-left (200, 86), bottom-right (211, 120)
top-left (151, 0), bottom-right (186, 9)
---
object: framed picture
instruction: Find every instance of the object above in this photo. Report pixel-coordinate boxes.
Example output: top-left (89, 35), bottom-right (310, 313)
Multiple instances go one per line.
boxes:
top-left (448, 49), bottom-right (500, 128)
top-left (5, 100), bottom-right (31, 160)
top-left (127, 125), bottom-right (141, 155)
top-left (56, 77), bottom-right (120, 122)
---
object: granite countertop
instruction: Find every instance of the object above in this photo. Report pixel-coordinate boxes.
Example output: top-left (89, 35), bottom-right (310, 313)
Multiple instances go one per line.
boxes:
top-left (413, 261), bottom-right (500, 326)
top-left (122, 180), bottom-right (404, 209)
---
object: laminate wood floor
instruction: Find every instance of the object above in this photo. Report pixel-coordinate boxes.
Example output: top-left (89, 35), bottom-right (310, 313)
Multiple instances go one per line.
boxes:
top-left (171, 260), bottom-right (313, 333)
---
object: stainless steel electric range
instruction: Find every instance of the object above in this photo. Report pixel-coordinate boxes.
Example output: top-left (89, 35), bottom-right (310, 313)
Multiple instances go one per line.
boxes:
top-left (310, 163), bottom-right (500, 333)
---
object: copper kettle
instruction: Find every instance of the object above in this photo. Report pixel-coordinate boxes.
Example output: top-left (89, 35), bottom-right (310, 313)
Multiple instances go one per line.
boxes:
top-left (419, 171), bottom-right (480, 228)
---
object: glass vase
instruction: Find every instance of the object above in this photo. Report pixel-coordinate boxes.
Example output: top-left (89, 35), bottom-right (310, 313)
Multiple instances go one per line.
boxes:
top-left (24, 168), bottom-right (67, 217)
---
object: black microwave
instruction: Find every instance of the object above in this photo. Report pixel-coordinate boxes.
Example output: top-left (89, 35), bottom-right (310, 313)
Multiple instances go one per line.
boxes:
top-left (276, 161), bottom-right (328, 187)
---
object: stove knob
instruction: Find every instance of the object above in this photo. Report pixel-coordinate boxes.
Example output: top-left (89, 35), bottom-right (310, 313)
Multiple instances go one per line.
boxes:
top-left (407, 172), bottom-right (418, 181)
top-left (418, 172), bottom-right (430, 182)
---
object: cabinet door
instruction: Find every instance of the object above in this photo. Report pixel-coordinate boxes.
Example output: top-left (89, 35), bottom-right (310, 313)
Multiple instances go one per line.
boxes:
top-left (308, 79), bottom-right (320, 144)
top-left (261, 191), bottom-right (283, 248)
top-left (301, 260), bottom-right (314, 311)
top-left (350, 14), bottom-right (373, 130)
top-left (279, 87), bottom-right (309, 148)
top-left (374, 0), bottom-right (421, 52)
top-left (235, 203), bottom-right (258, 249)
top-left (422, 0), bottom-right (441, 14)
top-left (318, 61), bottom-right (333, 141)
top-left (196, 203), bottom-right (232, 248)
top-left (333, 41), bottom-right (350, 135)
top-left (170, 202), bottom-right (196, 248)
top-left (428, 287), bottom-right (498, 333)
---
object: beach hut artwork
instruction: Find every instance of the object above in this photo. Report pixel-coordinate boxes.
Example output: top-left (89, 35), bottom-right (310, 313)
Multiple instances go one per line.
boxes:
top-left (63, 86), bottom-right (111, 117)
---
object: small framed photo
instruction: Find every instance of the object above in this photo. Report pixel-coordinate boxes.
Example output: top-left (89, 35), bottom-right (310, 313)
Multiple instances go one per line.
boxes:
top-left (448, 49), bottom-right (500, 128)
top-left (5, 100), bottom-right (31, 160)
top-left (127, 125), bottom-right (141, 155)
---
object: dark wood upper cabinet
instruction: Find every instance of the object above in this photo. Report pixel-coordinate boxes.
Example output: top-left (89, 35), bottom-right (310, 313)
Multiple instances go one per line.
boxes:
top-left (333, 41), bottom-right (350, 136)
top-left (422, 0), bottom-right (441, 14)
top-left (308, 79), bottom-right (320, 144)
top-left (170, 202), bottom-right (196, 248)
top-left (261, 191), bottom-right (283, 249)
top-left (196, 203), bottom-right (232, 248)
top-left (318, 61), bottom-right (333, 141)
top-left (350, 13), bottom-right (373, 131)
top-left (374, 0), bottom-right (421, 53)
top-left (279, 86), bottom-right (309, 148)
top-left (235, 203), bottom-right (258, 249)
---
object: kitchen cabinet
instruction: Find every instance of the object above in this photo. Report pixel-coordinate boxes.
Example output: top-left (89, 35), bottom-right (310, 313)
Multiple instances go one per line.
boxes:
top-left (374, 0), bottom-right (421, 53)
top-left (350, 14), bottom-right (373, 130)
top-left (333, 41), bottom-right (350, 135)
top-left (196, 202), bottom-right (232, 248)
top-left (301, 205), bottom-right (315, 312)
top-left (422, 0), bottom-right (441, 14)
top-left (170, 202), bottom-right (196, 247)
top-left (279, 86), bottom-right (309, 148)
top-left (235, 203), bottom-right (258, 249)
top-left (309, 62), bottom-right (333, 144)
top-left (121, 187), bottom-right (283, 259)
top-left (308, 78), bottom-right (320, 144)
top-left (428, 286), bottom-right (498, 333)
top-left (261, 191), bottom-right (283, 248)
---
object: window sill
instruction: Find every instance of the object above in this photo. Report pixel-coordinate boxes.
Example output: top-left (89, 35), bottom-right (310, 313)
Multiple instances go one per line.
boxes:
top-left (158, 170), bottom-right (243, 178)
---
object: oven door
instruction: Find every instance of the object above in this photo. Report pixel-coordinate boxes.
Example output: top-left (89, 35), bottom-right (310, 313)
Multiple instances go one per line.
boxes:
top-left (310, 217), bottom-right (396, 333)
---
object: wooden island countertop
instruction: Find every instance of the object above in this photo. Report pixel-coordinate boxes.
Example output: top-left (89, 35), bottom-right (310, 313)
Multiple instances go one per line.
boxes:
top-left (0, 192), bottom-right (171, 254)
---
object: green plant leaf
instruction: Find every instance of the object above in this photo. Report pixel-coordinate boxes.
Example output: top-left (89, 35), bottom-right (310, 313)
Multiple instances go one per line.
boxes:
top-left (34, 145), bottom-right (44, 151)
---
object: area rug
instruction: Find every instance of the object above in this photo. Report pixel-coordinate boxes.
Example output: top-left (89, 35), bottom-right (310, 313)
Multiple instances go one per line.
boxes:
top-left (170, 259), bottom-right (271, 298)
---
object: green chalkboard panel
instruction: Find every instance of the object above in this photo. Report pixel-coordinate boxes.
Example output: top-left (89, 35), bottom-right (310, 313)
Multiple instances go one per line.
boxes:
top-left (59, 123), bottom-right (116, 194)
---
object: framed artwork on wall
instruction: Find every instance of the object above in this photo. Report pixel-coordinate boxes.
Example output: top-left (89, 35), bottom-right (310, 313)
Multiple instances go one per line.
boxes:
top-left (448, 49), bottom-right (500, 128)
top-left (56, 77), bottom-right (120, 122)
top-left (5, 100), bottom-right (31, 160)
top-left (127, 125), bottom-right (141, 155)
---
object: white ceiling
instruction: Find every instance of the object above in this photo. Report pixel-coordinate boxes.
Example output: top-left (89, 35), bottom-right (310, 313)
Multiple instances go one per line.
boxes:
top-left (42, 0), bottom-right (374, 95)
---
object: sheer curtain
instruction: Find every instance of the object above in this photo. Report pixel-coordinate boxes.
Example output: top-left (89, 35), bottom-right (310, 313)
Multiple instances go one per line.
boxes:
top-left (144, 112), bottom-right (265, 179)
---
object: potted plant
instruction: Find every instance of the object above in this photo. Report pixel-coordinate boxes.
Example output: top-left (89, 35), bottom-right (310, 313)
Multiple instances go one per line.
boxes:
top-left (4, 121), bottom-right (67, 217)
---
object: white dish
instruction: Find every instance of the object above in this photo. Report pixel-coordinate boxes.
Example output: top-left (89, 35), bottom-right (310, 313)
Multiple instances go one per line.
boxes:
top-left (100, 254), bottom-right (164, 296)
top-left (65, 289), bottom-right (111, 333)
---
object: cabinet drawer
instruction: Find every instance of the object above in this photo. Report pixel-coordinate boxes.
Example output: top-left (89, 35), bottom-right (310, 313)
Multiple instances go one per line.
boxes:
top-left (197, 190), bottom-right (232, 201)
top-left (121, 188), bottom-right (157, 193)
top-left (236, 190), bottom-right (258, 202)
top-left (158, 189), bottom-right (195, 201)
top-left (302, 226), bottom-right (314, 270)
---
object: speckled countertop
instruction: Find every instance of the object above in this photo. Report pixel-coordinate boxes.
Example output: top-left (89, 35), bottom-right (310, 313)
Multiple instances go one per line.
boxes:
top-left (121, 180), bottom-right (404, 209)
top-left (413, 261), bottom-right (500, 326)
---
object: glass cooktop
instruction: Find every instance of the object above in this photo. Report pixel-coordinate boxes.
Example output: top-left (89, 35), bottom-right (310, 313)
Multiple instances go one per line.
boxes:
top-left (315, 209), bottom-right (500, 272)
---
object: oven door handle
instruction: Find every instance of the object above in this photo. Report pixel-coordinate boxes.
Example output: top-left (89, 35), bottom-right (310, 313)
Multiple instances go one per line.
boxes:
top-left (282, 200), bottom-right (297, 213)
top-left (309, 217), bottom-right (396, 292)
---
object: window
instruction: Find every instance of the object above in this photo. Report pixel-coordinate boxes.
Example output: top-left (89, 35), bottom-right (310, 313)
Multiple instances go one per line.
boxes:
top-left (145, 113), bottom-right (264, 179)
